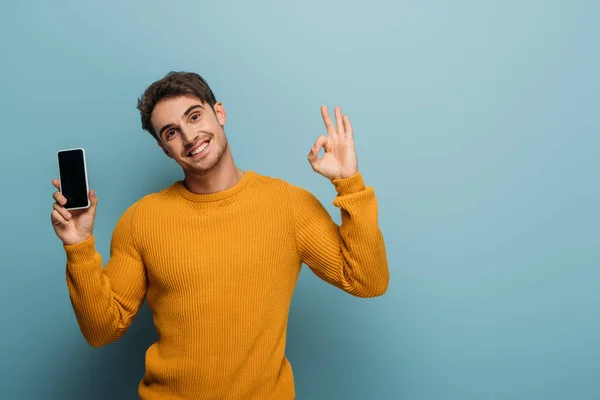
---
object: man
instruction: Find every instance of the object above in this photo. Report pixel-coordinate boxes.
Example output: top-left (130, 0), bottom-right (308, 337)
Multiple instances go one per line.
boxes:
top-left (50, 71), bottom-right (389, 399)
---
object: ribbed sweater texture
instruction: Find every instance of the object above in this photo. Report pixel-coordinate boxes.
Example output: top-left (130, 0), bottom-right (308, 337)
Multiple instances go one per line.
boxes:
top-left (64, 170), bottom-right (389, 399)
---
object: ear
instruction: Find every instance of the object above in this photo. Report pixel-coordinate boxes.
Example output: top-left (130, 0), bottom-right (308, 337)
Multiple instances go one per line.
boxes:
top-left (157, 141), bottom-right (173, 158)
top-left (213, 102), bottom-right (227, 126)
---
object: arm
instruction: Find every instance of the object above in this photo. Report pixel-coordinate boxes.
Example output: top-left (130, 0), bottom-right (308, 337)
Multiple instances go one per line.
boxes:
top-left (288, 171), bottom-right (389, 298)
top-left (63, 202), bottom-right (147, 347)
top-left (296, 105), bottom-right (389, 297)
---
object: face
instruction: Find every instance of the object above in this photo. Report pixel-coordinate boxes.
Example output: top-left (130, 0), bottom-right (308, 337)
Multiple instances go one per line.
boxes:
top-left (151, 95), bottom-right (228, 174)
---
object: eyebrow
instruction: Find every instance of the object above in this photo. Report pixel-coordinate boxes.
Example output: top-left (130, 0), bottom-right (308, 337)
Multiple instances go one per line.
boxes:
top-left (183, 104), bottom-right (204, 116)
top-left (157, 104), bottom-right (205, 138)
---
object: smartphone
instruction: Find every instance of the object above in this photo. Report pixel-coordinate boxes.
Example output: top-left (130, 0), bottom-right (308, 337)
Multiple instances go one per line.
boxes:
top-left (57, 148), bottom-right (90, 210)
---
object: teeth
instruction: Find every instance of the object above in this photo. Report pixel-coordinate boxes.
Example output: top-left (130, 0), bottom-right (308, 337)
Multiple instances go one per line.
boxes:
top-left (190, 142), bottom-right (208, 156)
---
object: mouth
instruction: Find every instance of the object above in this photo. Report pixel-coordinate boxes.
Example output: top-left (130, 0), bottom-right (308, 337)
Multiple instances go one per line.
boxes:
top-left (187, 139), bottom-right (211, 158)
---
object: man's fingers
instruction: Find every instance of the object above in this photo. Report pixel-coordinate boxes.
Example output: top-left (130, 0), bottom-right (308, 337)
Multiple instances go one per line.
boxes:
top-left (334, 107), bottom-right (345, 136)
top-left (307, 148), bottom-right (321, 170)
top-left (52, 179), bottom-right (68, 226)
top-left (307, 146), bottom-right (318, 164)
top-left (89, 190), bottom-right (98, 204)
top-left (51, 209), bottom-right (68, 226)
top-left (343, 114), bottom-right (353, 138)
top-left (53, 202), bottom-right (72, 220)
top-left (307, 134), bottom-right (328, 168)
top-left (312, 134), bottom-right (328, 153)
top-left (88, 190), bottom-right (98, 215)
top-left (321, 106), bottom-right (337, 138)
top-left (53, 191), bottom-right (67, 206)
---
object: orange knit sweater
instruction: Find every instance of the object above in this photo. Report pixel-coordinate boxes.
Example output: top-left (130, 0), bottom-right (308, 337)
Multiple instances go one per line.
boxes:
top-left (64, 170), bottom-right (389, 400)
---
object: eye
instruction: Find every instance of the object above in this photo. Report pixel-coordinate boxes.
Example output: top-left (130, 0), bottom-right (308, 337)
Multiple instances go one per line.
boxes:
top-left (191, 112), bottom-right (201, 122)
top-left (166, 129), bottom-right (176, 140)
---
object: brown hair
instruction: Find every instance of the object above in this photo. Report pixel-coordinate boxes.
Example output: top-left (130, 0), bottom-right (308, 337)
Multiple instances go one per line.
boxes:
top-left (137, 71), bottom-right (218, 141)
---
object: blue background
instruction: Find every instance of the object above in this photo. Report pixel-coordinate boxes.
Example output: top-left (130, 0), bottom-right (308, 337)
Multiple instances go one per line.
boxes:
top-left (1, 1), bottom-right (599, 399)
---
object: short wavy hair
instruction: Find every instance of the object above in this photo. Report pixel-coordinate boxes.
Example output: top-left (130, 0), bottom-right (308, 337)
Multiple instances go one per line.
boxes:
top-left (137, 71), bottom-right (218, 141)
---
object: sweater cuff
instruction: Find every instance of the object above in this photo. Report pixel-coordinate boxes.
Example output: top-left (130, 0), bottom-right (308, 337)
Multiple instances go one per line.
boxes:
top-left (331, 171), bottom-right (366, 195)
top-left (64, 235), bottom-right (96, 265)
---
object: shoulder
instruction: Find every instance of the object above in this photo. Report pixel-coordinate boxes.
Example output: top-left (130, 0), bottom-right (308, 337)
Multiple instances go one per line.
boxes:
top-left (247, 170), bottom-right (285, 188)
top-left (253, 171), bottom-right (325, 215)
top-left (247, 170), bottom-right (312, 198)
top-left (116, 185), bottom-right (175, 219)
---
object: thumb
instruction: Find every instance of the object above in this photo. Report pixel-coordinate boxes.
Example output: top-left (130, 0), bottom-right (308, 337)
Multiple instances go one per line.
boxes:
top-left (88, 190), bottom-right (99, 215)
top-left (307, 134), bottom-right (328, 168)
top-left (307, 147), bottom-right (322, 172)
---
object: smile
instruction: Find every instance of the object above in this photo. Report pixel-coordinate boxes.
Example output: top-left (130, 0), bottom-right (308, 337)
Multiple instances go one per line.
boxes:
top-left (188, 140), bottom-right (210, 158)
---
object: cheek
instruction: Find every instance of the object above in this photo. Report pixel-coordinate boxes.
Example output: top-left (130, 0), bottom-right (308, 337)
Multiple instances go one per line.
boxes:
top-left (165, 143), bottom-right (182, 157)
top-left (213, 125), bottom-right (225, 139)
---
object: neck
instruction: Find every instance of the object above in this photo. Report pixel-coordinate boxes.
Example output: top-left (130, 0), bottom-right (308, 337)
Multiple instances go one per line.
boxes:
top-left (182, 150), bottom-right (243, 194)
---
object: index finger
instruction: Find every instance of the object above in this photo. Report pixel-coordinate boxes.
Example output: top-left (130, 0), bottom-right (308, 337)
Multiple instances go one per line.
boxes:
top-left (321, 106), bottom-right (337, 137)
top-left (52, 179), bottom-right (60, 190)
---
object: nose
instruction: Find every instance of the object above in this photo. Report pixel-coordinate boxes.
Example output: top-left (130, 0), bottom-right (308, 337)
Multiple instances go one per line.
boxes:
top-left (180, 126), bottom-right (198, 146)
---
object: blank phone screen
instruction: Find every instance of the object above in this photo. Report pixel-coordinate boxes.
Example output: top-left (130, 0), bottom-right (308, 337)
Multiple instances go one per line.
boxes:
top-left (58, 149), bottom-right (89, 209)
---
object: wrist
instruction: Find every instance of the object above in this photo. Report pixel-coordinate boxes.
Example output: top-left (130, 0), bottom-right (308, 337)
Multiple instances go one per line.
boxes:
top-left (63, 233), bottom-right (92, 247)
top-left (331, 170), bottom-right (365, 195)
top-left (64, 234), bottom-right (96, 264)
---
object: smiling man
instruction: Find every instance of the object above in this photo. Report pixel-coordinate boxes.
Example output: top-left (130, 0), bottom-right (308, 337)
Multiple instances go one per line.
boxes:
top-left (50, 71), bottom-right (389, 400)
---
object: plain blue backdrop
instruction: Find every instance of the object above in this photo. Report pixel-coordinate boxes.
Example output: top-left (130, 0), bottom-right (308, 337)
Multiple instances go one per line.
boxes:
top-left (1, 1), bottom-right (599, 399)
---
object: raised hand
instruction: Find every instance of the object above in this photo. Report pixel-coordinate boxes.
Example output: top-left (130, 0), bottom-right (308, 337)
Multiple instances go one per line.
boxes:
top-left (50, 179), bottom-right (98, 246)
top-left (307, 105), bottom-right (359, 180)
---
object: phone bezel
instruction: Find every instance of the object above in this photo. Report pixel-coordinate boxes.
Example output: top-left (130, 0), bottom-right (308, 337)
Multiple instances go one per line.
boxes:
top-left (57, 147), bottom-right (91, 210)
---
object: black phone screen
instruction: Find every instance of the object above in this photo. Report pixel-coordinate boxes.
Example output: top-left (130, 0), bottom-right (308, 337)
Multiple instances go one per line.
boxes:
top-left (58, 149), bottom-right (89, 209)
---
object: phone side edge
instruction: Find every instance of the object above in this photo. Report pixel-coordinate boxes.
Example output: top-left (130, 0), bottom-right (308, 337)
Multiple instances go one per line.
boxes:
top-left (81, 148), bottom-right (91, 209)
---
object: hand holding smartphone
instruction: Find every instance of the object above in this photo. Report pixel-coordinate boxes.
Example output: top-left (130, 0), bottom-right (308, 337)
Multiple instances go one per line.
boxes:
top-left (51, 148), bottom-right (98, 246)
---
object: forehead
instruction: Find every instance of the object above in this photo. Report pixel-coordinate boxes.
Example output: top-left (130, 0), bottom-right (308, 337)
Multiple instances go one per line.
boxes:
top-left (153, 95), bottom-right (205, 117)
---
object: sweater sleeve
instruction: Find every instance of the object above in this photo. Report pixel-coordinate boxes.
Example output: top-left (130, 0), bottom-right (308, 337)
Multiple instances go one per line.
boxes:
top-left (288, 171), bottom-right (389, 298)
top-left (63, 202), bottom-right (147, 347)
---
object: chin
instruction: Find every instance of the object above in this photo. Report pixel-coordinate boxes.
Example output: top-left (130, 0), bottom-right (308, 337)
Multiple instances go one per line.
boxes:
top-left (182, 143), bottom-right (226, 173)
top-left (186, 157), bottom-right (220, 175)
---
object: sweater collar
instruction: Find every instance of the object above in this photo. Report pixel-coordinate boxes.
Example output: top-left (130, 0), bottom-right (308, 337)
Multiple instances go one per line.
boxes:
top-left (173, 170), bottom-right (255, 203)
